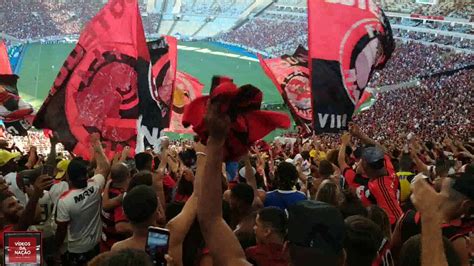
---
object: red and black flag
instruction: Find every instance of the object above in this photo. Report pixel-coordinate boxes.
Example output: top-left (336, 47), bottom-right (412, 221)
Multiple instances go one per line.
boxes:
top-left (0, 41), bottom-right (34, 136)
top-left (258, 46), bottom-right (312, 135)
top-left (308, 0), bottom-right (394, 133)
top-left (137, 36), bottom-right (178, 151)
top-left (165, 71), bottom-right (203, 134)
top-left (34, 0), bottom-right (153, 159)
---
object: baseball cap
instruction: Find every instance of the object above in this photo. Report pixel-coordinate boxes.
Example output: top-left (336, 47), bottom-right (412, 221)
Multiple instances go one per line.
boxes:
top-left (55, 160), bottom-right (71, 180)
top-left (0, 150), bottom-right (21, 167)
top-left (288, 200), bottom-right (345, 255)
top-left (361, 146), bottom-right (385, 164)
top-left (123, 185), bottom-right (158, 224)
top-left (452, 172), bottom-right (474, 201)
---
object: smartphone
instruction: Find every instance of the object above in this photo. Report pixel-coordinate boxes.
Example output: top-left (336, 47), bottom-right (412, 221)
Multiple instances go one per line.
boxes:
top-left (42, 165), bottom-right (55, 177)
top-left (146, 226), bottom-right (170, 266)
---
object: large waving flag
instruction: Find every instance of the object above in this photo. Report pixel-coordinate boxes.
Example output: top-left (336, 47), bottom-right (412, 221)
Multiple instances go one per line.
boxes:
top-left (34, 0), bottom-right (157, 159)
top-left (166, 71), bottom-right (204, 134)
top-left (258, 46), bottom-right (312, 135)
top-left (308, 0), bottom-right (394, 133)
top-left (0, 41), bottom-right (34, 136)
top-left (136, 37), bottom-right (178, 151)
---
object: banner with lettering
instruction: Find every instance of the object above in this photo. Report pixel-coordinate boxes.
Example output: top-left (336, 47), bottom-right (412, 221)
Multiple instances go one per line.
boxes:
top-left (258, 46), bottom-right (312, 135)
top-left (308, 0), bottom-right (394, 133)
top-left (4, 231), bottom-right (42, 266)
top-left (34, 0), bottom-right (150, 159)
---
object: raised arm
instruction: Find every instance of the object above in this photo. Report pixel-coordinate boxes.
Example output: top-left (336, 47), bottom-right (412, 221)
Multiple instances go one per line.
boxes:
top-left (166, 142), bottom-right (206, 266)
top-left (338, 133), bottom-right (351, 171)
top-left (409, 141), bottom-right (429, 174)
top-left (15, 175), bottom-right (53, 231)
top-left (197, 102), bottom-right (250, 266)
top-left (410, 175), bottom-right (448, 266)
top-left (349, 123), bottom-right (385, 152)
top-left (91, 133), bottom-right (110, 178)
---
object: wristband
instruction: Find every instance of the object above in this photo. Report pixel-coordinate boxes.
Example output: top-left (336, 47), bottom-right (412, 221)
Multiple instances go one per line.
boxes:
top-left (196, 152), bottom-right (207, 157)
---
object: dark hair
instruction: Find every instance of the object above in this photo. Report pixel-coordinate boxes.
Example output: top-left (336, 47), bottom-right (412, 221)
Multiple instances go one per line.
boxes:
top-left (340, 190), bottom-right (368, 219)
top-left (367, 159), bottom-right (385, 171)
top-left (435, 158), bottom-right (451, 177)
top-left (258, 207), bottom-right (288, 238)
top-left (344, 215), bottom-right (384, 266)
top-left (399, 234), bottom-right (461, 266)
top-left (231, 183), bottom-right (254, 207)
top-left (301, 151), bottom-right (310, 161)
top-left (99, 249), bottom-right (153, 266)
top-left (134, 153), bottom-right (153, 171)
top-left (123, 185), bottom-right (157, 224)
top-left (67, 158), bottom-right (89, 189)
top-left (179, 149), bottom-right (197, 168)
top-left (275, 162), bottom-right (298, 190)
top-left (289, 244), bottom-right (344, 266)
top-left (176, 176), bottom-right (194, 198)
top-left (127, 171), bottom-right (153, 192)
top-left (319, 160), bottom-right (334, 178)
top-left (316, 180), bottom-right (341, 207)
top-left (399, 153), bottom-right (414, 172)
top-left (367, 205), bottom-right (391, 240)
top-left (110, 163), bottom-right (130, 183)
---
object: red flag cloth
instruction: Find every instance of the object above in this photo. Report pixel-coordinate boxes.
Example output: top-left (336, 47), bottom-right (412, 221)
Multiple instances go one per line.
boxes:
top-left (182, 80), bottom-right (291, 161)
top-left (0, 42), bottom-right (13, 75)
top-left (258, 46), bottom-right (311, 134)
top-left (0, 42), bottom-right (34, 136)
top-left (34, 0), bottom-right (150, 159)
top-left (308, 0), bottom-right (394, 133)
top-left (166, 71), bottom-right (204, 134)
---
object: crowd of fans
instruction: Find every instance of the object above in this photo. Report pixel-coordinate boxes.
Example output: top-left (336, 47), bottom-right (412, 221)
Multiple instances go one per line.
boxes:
top-left (355, 69), bottom-right (473, 146)
top-left (384, 0), bottom-right (473, 20)
top-left (0, 95), bottom-right (472, 265)
top-left (368, 41), bottom-right (473, 87)
top-left (0, 0), bottom-right (157, 39)
top-left (219, 18), bottom-right (307, 54)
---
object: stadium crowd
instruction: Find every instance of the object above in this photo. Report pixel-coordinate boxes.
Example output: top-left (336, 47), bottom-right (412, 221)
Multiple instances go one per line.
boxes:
top-left (0, 1), bottom-right (158, 39)
top-left (0, 93), bottom-right (472, 265)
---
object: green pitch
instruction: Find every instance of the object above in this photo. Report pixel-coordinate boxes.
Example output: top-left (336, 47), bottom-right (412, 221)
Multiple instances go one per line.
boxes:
top-left (17, 41), bottom-right (289, 139)
top-left (17, 41), bottom-right (282, 108)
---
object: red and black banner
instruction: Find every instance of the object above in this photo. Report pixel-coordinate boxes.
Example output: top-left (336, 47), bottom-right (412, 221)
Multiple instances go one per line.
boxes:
top-left (308, 0), bottom-right (394, 133)
top-left (34, 0), bottom-right (151, 159)
top-left (258, 46), bottom-right (312, 135)
top-left (0, 42), bottom-right (34, 136)
top-left (136, 36), bottom-right (178, 151)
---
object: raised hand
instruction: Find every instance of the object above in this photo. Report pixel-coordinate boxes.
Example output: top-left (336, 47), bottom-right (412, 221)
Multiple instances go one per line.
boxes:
top-left (205, 101), bottom-right (231, 141)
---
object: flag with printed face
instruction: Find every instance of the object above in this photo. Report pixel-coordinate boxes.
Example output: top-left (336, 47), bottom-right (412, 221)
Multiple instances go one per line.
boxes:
top-left (166, 71), bottom-right (204, 134)
top-left (258, 46), bottom-right (312, 135)
top-left (34, 0), bottom-right (154, 159)
top-left (308, 0), bottom-right (394, 133)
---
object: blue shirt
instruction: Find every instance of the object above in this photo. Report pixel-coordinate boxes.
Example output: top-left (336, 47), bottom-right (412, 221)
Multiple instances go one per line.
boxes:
top-left (264, 190), bottom-right (307, 210)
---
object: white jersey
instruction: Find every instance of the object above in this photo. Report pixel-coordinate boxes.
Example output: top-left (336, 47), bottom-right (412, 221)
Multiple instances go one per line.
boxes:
top-left (56, 174), bottom-right (105, 253)
top-left (30, 181), bottom-right (69, 238)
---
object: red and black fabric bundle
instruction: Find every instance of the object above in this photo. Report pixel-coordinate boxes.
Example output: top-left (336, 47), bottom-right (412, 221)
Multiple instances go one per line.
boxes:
top-left (308, 0), bottom-right (394, 133)
top-left (183, 77), bottom-right (291, 161)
